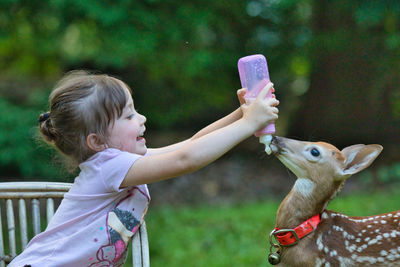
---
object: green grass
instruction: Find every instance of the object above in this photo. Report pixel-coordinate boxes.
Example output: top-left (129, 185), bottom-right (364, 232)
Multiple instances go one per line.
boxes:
top-left (125, 186), bottom-right (400, 267)
top-left (146, 202), bottom-right (279, 267)
top-left (3, 187), bottom-right (399, 266)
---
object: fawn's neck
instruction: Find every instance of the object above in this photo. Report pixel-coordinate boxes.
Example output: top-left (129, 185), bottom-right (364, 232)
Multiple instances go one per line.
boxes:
top-left (276, 178), bottom-right (344, 229)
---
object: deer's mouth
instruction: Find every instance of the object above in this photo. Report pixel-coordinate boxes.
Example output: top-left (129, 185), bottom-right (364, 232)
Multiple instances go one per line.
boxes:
top-left (270, 136), bottom-right (289, 155)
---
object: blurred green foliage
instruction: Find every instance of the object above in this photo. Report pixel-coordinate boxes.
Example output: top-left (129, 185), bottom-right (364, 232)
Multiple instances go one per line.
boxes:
top-left (360, 162), bottom-right (400, 185)
top-left (0, 0), bottom-right (399, 180)
top-left (0, 90), bottom-right (67, 179)
top-left (0, 0), bottom-right (315, 125)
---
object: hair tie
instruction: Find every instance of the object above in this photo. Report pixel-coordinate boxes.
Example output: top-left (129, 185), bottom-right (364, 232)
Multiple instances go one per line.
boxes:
top-left (38, 112), bottom-right (50, 123)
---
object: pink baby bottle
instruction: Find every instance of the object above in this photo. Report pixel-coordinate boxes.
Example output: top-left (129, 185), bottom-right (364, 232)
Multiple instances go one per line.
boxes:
top-left (238, 54), bottom-right (275, 154)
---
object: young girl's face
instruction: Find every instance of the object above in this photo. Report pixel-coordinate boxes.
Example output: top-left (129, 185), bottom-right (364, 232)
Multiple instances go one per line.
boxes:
top-left (106, 90), bottom-right (147, 155)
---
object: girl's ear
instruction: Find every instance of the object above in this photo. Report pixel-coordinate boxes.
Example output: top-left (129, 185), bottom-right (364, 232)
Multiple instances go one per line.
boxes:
top-left (87, 133), bottom-right (106, 152)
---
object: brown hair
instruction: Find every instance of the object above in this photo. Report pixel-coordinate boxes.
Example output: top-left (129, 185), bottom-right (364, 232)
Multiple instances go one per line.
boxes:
top-left (39, 71), bottom-right (132, 166)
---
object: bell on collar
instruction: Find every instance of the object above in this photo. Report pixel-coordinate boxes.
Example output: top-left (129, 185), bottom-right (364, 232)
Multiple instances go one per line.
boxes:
top-left (268, 252), bottom-right (281, 265)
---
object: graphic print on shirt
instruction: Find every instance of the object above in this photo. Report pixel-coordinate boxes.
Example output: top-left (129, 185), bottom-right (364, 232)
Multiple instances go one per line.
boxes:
top-left (89, 186), bottom-right (149, 267)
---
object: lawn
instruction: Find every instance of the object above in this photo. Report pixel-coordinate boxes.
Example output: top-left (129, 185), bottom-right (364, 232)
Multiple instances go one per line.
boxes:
top-left (2, 186), bottom-right (398, 266)
top-left (126, 186), bottom-right (400, 266)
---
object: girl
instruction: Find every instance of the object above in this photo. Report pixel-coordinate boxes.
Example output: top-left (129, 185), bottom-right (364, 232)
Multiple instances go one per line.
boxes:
top-left (10, 71), bottom-right (279, 267)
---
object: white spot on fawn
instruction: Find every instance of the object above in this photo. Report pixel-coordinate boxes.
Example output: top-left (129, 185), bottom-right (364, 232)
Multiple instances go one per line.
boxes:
top-left (383, 233), bottom-right (390, 238)
top-left (293, 178), bottom-right (315, 197)
top-left (338, 256), bottom-right (354, 266)
top-left (315, 258), bottom-right (325, 267)
top-left (316, 234), bottom-right (324, 251)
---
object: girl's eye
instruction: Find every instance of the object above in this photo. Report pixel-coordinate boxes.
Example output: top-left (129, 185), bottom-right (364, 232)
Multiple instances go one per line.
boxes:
top-left (127, 114), bottom-right (134, 120)
top-left (310, 148), bottom-right (320, 157)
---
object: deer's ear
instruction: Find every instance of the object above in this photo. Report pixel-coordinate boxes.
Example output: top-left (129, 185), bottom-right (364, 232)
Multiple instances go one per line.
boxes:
top-left (339, 144), bottom-right (383, 177)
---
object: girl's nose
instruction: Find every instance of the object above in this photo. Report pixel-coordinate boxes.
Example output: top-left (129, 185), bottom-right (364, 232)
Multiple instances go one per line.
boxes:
top-left (139, 113), bottom-right (146, 124)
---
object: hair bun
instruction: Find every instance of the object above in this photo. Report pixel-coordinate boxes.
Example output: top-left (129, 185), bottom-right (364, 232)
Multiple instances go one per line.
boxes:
top-left (38, 112), bottom-right (50, 123)
top-left (38, 112), bottom-right (57, 142)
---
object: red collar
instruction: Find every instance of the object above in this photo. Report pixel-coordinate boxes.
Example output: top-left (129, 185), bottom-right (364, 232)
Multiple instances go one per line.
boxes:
top-left (272, 214), bottom-right (321, 246)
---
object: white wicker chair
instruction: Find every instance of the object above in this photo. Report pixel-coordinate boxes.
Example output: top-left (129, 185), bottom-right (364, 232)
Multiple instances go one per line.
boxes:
top-left (0, 182), bottom-right (149, 267)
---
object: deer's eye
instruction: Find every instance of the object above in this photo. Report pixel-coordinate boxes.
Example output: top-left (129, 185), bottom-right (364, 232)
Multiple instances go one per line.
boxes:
top-left (311, 148), bottom-right (320, 157)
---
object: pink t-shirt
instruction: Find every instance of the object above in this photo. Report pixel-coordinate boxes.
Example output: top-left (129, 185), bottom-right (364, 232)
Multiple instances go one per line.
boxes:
top-left (9, 148), bottom-right (150, 267)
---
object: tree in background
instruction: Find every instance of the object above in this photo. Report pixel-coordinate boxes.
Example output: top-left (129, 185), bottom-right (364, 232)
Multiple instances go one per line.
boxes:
top-left (288, 0), bottom-right (400, 153)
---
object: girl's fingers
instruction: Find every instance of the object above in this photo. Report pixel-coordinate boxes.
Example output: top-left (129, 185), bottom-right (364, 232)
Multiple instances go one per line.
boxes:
top-left (256, 82), bottom-right (274, 100)
top-left (237, 88), bottom-right (247, 105)
top-left (267, 98), bottom-right (280, 107)
top-left (237, 88), bottom-right (247, 95)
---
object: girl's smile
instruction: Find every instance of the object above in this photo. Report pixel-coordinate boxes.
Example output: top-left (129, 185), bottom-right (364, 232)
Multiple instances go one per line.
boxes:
top-left (136, 130), bottom-right (146, 143)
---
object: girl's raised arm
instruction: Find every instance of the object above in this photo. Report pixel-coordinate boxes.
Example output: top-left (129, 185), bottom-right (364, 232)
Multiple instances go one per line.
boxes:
top-left (147, 89), bottom-right (246, 155)
top-left (120, 84), bottom-right (278, 188)
top-left (147, 108), bottom-right (242, 155)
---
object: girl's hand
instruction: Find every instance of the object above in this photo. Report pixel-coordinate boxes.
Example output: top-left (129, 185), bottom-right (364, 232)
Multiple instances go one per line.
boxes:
top-left (240, 83), bottom-right (279, 131)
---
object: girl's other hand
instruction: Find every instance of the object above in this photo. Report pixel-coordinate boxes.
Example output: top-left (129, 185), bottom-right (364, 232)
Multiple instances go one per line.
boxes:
top-left (237, 88), bottom-right (247, 105)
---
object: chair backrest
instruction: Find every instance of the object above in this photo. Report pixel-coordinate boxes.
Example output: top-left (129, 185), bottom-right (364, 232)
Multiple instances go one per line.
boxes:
top-left (0, 182), bottom-right (149, 267)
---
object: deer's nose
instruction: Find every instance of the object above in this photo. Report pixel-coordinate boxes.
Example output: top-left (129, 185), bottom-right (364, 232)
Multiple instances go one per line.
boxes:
top-left (272, 136), bottom-right (283, 146)
top-left (271, 136), bottom-right (282, 154)
top-left (271, 136), bottom-right (290, 154)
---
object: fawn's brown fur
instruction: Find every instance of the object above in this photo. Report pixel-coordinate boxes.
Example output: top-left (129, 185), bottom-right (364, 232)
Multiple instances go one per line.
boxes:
top-left (270, 136), bottom-right (400, 266)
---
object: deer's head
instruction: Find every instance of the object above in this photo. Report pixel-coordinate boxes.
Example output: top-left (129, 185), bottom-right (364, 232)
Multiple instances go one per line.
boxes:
top-left (270, 136), bottom-right (383, 197)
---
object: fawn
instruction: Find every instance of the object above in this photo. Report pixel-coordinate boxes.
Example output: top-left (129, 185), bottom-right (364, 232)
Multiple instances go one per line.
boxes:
top-left (268, 136), bottom-right (400, 266)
